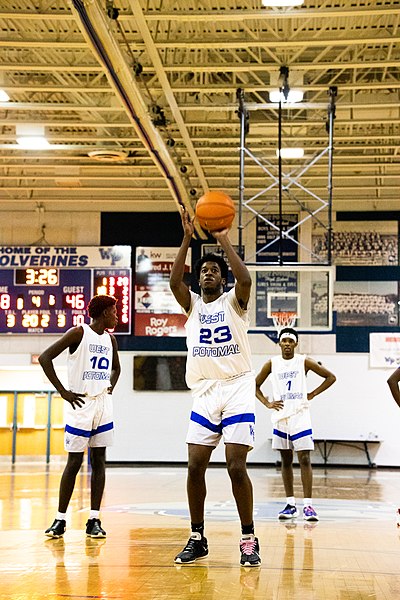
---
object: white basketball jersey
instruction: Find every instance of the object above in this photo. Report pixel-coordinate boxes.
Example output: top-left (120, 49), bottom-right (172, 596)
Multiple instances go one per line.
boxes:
top-left (184, 287), bottom-right (252, 390)
top-left (67, 324), bottom-right (113, 397)
top-left (270, 354), bottom-right (309, 423)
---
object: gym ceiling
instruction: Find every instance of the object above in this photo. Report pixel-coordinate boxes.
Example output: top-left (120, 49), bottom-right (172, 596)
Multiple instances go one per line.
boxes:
top-left (1, 1), bottom-right (399, 215)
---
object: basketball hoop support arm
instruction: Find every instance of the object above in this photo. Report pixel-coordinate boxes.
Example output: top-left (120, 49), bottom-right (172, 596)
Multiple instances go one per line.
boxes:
top-left (237, 88), bottom-right (247, 260)
top-left (278, 66), bottom-right (290, 266)
top-left (327, 86), bottom-right (337, 266)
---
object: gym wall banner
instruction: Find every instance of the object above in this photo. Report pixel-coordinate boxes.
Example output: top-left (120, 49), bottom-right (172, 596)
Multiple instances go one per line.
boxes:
top-left (134, 247), bottom-right (191, 337)
top-left (256, 213), bottom-right (298, 263)
top-left (369, 332), bottom-right (400, 368)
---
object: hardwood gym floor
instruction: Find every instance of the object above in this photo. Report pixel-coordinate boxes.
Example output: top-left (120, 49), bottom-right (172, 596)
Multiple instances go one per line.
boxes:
top-left (1, 463), bottom-right (399, 599)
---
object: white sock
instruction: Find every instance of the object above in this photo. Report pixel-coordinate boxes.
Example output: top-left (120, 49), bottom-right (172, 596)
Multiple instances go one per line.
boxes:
top-left (304, 498), bottom-right (312, 506)
top-left (56, 511), bottom-right (67, 520)
top-left (287, 497), bottom-right (295, 506)
top-left (89, 510), bottom-right (100, 519)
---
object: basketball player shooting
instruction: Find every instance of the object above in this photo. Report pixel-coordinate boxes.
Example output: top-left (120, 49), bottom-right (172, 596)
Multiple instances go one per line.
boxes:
top-left (170, 203), bottom-right (261, 567)
top-left (256, 328), bottom-right (336, 522)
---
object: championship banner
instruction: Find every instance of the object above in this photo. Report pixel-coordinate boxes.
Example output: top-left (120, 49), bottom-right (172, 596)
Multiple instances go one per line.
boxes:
top-left (134, 247), bottom-right (191, 337)
top-left (369, 333), bottom-right (400, 368)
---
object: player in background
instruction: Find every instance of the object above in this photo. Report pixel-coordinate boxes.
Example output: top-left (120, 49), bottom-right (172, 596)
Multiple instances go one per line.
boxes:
top-left (39, 295), bottom-right (121, 539)
top-left (256, 328), bottom-right (336, 522)
top-left (170, 206), bottom-right (260, 567)
top-left (387, 367), bottom-right (400, 526)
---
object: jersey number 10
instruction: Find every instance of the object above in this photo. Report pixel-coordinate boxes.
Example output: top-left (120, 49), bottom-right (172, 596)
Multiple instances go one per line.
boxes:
top-left (90, 356), bottom-right (110, 370)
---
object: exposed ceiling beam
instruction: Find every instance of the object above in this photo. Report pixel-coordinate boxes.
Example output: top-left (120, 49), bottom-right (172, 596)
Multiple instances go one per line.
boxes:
top-left (2, 99), bottom-right (399, 113)
top-left (69, 0), bottom-right (205, 236)
top-left (143, 7), bottom-right (400, 20)
top-left (2, 35), bottom-right (399, 50)
top-left (3, 6), bottom-right (399, 21)
top-left (0, 102), bottom-right (124, 112)
top-left (2, 117), bottom-right (400, 129)
top-left (128, 0), bottom-right (208, 191)
top-left (178, 101), bottom-right (400, 111)
top-left (4, 81), bottom-right (400, 95)
top-left (136, 36), bottom-right (400, 50)
top-left (2, 60), bottom-right (399, 74)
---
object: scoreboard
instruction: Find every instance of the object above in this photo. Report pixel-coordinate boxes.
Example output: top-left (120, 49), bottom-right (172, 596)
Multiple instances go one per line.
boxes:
top-left (0, 246), bottom-right (131, 334)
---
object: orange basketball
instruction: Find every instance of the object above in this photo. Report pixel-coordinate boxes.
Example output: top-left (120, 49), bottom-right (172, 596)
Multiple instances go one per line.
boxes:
top-left (195, 190), bottom-right (235, 232)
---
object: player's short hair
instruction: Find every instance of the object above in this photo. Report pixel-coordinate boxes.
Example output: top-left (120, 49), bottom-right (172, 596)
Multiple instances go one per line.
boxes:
top-left (279, 327), bottom-right (298, 342)
top-left (195, 253), bottom-right (229, 282)
top-left (87, 295), bottom-right (117, 319)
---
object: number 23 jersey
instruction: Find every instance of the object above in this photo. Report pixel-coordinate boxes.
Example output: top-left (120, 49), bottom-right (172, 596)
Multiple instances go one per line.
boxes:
top-left (184, 287), bottom-right (252, 390)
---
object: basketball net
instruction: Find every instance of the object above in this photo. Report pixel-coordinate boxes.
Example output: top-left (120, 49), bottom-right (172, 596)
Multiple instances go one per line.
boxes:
top-left (271, 311), bottom-right (297, 332)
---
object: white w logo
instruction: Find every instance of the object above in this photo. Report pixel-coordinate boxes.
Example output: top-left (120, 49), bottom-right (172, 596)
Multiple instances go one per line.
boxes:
top-left (99, 247), bottom-right (123, 265)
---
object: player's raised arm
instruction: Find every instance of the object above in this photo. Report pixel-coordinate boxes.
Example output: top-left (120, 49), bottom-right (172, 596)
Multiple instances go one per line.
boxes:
top-left (212, 229), bottom-right (252, 309)
top-left (170, 206), bottom-right (194, 312)
top-left (387, 368), bottom-right (400, 408)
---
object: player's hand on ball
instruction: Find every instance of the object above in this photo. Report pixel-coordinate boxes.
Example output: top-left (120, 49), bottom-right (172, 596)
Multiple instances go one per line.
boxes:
top-left (180, 205), bottom-right (194, 236)
top-left (211, 227), bottom-right (231, 241)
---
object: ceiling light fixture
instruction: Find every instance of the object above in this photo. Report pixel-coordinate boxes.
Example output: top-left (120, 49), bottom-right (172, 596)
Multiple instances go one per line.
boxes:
top-left (262, 0), bottom-right (304, 6)
top-left (16, 137), bottom-right (51, 150)
top-left (269, 89), bottom-right (304, 103)
top-left (276, 148), bottom-right (304, 159)
top-left (0, 89), bottom-right (10, 102)
top-left (16, 124), bottom-right (51, 150)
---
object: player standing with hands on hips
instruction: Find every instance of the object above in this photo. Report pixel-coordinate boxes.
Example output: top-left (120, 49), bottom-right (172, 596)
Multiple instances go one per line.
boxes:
top-left (170, 206), bottom-right (261, 567)
top-left (39, 295), bottom-right (121, 539)
top-left (256, 328), bottom-right (336, 522)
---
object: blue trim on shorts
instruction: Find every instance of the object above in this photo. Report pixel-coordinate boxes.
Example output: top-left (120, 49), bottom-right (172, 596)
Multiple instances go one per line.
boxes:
top-left (92, 422), bottom-right (114, 436)
top-left (65, 422), bottom-right (114, 438)
top-left (290, 428), bottom-right (312, 441)
top-left (65, 424), bottom-right (91, 438)
top-left (273, 428), bottom-right (288, 440)
top-left (272, 427), bottom-right (312, 441)
top-left (190, 411), bottom-right (222, 434)
top-left (221, 413), bottom-right (255, 428)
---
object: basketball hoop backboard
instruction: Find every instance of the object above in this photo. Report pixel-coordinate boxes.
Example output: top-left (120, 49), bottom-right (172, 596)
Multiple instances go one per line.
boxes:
top-left (247, 265), bottom-right (334, 332)
top-left (268, 292), bottom-right (299, 331)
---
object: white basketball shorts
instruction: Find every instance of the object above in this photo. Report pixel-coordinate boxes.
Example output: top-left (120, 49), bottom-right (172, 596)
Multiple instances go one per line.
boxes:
top-left (186, 373), bottom-right (256, 449)
top-left (272, 407), bottom-right (314, 452)
top-left (64, 390), bottom-right (114, 452)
